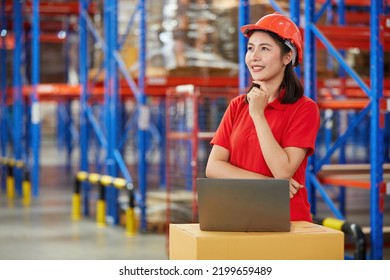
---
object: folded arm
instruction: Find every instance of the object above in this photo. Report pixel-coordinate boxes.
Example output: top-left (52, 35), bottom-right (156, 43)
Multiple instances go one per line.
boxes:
top-left (205, 144), bottom-right (303, 198)
top-left (205, 145), bottom-right (271, 179)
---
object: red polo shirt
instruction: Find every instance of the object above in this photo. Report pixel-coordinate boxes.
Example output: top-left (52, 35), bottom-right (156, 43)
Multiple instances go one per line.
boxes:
top-left (211, 93), bottom-right (320, 221)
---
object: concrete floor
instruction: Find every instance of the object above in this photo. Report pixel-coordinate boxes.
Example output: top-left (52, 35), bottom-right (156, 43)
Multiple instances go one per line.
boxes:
top-left (0, 166), bottom-right (168, 260)
top-left (1, 153), bottom-right (389, 260)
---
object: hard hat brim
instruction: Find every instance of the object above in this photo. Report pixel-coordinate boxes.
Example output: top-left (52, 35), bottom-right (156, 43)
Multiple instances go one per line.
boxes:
top-left (240, 24), bottom-right (270, 38)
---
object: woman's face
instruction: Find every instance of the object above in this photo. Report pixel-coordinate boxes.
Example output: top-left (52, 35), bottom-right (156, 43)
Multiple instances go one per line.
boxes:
top-left (245, 31), bottom-right (288, 84)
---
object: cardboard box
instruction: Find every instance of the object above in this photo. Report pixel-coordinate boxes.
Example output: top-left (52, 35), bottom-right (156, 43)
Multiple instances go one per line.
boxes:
top-left (169, 221), bottom-right (344, 260)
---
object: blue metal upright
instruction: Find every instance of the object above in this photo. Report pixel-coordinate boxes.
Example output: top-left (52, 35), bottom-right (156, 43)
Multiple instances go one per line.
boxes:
top-left (369, 0), bottom-right (385, 260)
top-left (79, 0), bottom-right (90, 216)
top-left (30, 0), bottom-right (41, 197)
top-left (238, 0), bottom-right (250, 94)
top-left (104, 0), bottom-right (120, 225)
top-left (78, 0), bottom-right (151, 228)
top-left (0, 0), bottom-right (7, 193)
top-left (158, 101), bottom-right (166, 190)
top-left (289, 0), bottom-right (300, 24)
top-left (137, 0), bottom-right (148, 232)
top-left (61, 17), bottom-right (75, 173)
top-left (335, 0), bottom-right (347, 216)
top-left (12, 0), bottom-right (24, 196)
top-left (303, 0), bottom-right (385, 259)
top-left (304, 0), bottom-right (318, 214)
top-left (290, 0), bottom-right (301, 78)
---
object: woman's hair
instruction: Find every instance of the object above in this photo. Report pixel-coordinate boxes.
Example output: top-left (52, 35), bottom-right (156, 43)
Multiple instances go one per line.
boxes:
top-left (255, 30), bottom-right (304, 104)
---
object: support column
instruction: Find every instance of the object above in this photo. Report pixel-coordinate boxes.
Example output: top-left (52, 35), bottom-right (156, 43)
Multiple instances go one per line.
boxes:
top-left (238, 0), bottom-right (250, 95)
top-left (369, 0), bottom-right (384, 260)
top-left (104, 0), bottom-right (119, 225)
top-left (138, 0), bottom-right (148, 232)
top-left (30, 0), bottom-right (41, 197)
top-left (79, 0), bottom-right (90, 216)
top-left (12, 0), bottom-right (24, 196)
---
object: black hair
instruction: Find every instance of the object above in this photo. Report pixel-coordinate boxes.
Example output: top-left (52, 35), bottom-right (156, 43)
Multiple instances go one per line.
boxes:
top-left (249, 30), bottom-right (304, 104)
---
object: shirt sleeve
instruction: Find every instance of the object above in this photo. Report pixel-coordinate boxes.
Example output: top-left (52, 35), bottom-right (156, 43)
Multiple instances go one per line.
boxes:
top-left (210, 96), bottom-right (242, 150)
top-left (282, 98), bottom-right (320, 156)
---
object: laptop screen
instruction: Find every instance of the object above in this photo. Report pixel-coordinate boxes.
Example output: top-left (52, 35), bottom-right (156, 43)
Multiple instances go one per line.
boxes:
top-left (196, 178), bottom-right (290, 232)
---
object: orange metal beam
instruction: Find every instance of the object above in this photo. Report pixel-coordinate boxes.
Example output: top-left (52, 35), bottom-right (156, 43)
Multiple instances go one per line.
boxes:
top-left (37, 33), bottom-right (67, 44)
top-left (5, 1), bottom-right (97, 16)
top-left (1, 33), bottom-right (67, 46)
top-left (317, 163), bottom-right (390, 189)
top-left (5, 78), bottom-right (388, 106)
top-left (0, 35), bottom-right (14, 49)
top-left (317, 25), bottom-right (390, 50)
top-left (317, 78), bottom-right (389, 88)
top-left (317, 98), bottom-right (369, 109)
top-left (122, 76), bottom-right (239, 89)
top-left (319, 88), bottom-right (390, 98)
top-left (319, 177), bottom-right (370, 189)
top-left (340, 11), bottom-right (370, 25)
top-left (318, 78), bottom-right (390, 98)
top-left (316, 0), bottom-right (376, 6)
top-left (4, 78), bottom-right (239, 101)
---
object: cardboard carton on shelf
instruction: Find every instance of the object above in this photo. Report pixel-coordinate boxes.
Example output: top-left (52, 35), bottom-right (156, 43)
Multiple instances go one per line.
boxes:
top-left (169, 221), bottom-right (344, 260)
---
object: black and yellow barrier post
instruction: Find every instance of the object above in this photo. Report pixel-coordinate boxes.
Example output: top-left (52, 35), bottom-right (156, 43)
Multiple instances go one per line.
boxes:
top-left (22, 168), bottom-right (31, 207)
top-left (313, 216), bottom-right (366, 260)
top-left (72, 171), bottom-right (88, 221)
top-left (112, 178), bottom-right (137, 237)
top-left (6, 159), bottom-right (15, 200)
top-left (97, 175), bottom-right (112, 228)
top-left (2, 158), bottom-right (29, 205)
top-left (15, 160), bottom-right (25, 199)
top-left (72, 171), bottom-right (137, 236)
top-left (0, 157), bottom-right (4, 193)
top-left (126, 183), bottom-right (137, 237)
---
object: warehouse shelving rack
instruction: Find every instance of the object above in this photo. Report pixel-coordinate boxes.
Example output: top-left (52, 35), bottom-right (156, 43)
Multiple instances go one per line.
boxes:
top-left (1, 0), bottom-right (240, 232)
top-left (302, 0), bottom-right (388, 260)
top-left (239, 1), bottom-right (389, 259)
top-left (0, 0), bottom-right (6, 195)
top-left (165, 84), bottom-right (237, 231)
top-left (0, 0), bottom-right (40, 199)
top-left (0, 0), bottom-right (159, 230)
top-left (66, 0), bottom-right (151, 227)
top-left (0, 1), bottom-right (99, 198)
top-left (4, 1), bottom-right (387, 252)
top-left (78, 0), bottom-right (239, 229)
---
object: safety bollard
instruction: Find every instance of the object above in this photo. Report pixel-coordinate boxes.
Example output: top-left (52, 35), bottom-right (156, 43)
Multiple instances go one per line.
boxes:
top-left (125, 183), bottom-right (137, 237)
top-left (113, 178), bottom-right (136, 236)
top-left (313, 216), bottom-right (366, 260)
top-left (96, 175), bottom-right (112, 228)
top-left (88, 173), bottom-right (100, 185)
top-left (22, 169), bottom-right (31, 207)
top-left (72, 171), bottom-right (88, 221)
top-left (6, 160), bottom-right (15, 200)
top-left (72, 171), bottom-right (136, 236)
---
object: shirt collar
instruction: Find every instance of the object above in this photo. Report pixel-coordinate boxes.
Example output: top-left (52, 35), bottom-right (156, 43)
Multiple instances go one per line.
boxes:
top-left (267, 89), bottom-right (287, 111)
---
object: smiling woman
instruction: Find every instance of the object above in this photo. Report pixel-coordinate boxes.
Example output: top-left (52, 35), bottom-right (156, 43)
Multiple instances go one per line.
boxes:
top-left (205, 12), bottom-right (321, 222)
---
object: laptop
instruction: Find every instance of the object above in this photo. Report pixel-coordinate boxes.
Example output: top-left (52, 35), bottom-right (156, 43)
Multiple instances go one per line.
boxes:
top-left (196, 178), bottom-right (291, 232)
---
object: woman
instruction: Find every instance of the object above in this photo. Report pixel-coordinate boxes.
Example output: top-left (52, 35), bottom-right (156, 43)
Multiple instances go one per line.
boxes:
top-left (205, 12), bottom-right (320, 222)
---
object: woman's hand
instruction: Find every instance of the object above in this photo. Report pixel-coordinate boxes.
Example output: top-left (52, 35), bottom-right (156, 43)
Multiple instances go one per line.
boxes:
top-left (289, 178), bottom-right (303, 198)
top-left (247, 82), bottom-right (269, 118)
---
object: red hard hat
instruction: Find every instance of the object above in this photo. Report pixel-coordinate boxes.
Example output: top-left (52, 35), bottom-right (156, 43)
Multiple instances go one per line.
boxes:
top-left (240, 12), bottom-right (303, 66)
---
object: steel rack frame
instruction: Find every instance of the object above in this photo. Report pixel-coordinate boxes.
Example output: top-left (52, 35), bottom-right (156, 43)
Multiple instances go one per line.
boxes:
top-left (239, 0), bottom-right (388, 260)
top-left (78, 0), bottom-right (151, 228)
top-left (30, 0), bottom-right (40, 197)
top-left (0, 0), bottom-right (7, 194)
top-left (0, 0), bottom-right (97, 200)
top-left (2, 0), bottom-right (244, 233)
top-left (304, 0), bottom-right (386, 260)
